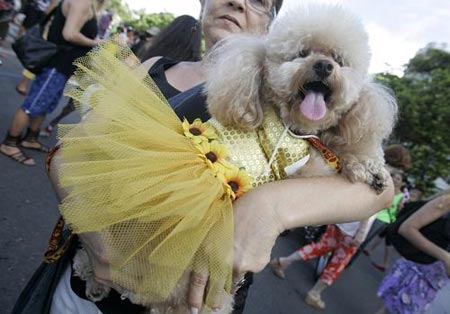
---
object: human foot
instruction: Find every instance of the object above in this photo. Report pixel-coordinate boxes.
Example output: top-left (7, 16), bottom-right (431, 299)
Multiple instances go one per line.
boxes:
top-left (305, 292), bottom-right (325, 310)
top-left (0, 144), bottom-right (35, 166)
top-left (21, 140), bottom-right (49, 152)
top-left (371, 261), bottom-right (386, 272)
top-left (269, 258), bottom-right (286, 279)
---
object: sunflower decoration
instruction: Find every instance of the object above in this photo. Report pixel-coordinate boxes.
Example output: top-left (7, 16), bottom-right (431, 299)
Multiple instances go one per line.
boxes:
top-left (195, 140), bottom-right (231, 173)
top-left (218, 167), bottom-right (252, 200)
top-left (182, 118), bottom-right (218, 144)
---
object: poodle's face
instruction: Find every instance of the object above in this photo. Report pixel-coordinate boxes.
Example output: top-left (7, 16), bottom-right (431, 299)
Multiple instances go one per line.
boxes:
top-left (263, 5), bottom-right (371, 134)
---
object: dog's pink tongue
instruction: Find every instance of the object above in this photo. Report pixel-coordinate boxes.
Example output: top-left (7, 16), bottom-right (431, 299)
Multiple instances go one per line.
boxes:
top-left (300, 92), bottom-right (327, 121)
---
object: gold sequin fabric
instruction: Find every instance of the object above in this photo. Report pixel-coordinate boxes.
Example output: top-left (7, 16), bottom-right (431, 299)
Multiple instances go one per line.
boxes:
top-left (208, 106), bottom-right (310, 188)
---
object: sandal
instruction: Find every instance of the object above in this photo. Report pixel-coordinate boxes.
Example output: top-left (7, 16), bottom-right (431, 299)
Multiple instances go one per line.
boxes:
top-left (21, 128), bottom-right (49, 152)
top-left (21, 140), bottom-right (49, 152)
top-left (0, 146), bottom-right (35, 166)
top-left (305, 293), bottom-right (326, 310)
top-left (269, 257), bottom-right (286, 279)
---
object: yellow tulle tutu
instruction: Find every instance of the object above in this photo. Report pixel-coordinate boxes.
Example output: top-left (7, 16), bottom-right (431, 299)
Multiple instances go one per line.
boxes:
top-left (57, 42), bottom-right (311, 307)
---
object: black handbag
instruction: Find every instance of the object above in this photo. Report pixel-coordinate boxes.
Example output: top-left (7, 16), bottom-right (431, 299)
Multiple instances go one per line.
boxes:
top-left (11, 217), bottom-right (77, 314)
top-left (11, 5), bottom-right (64, 73)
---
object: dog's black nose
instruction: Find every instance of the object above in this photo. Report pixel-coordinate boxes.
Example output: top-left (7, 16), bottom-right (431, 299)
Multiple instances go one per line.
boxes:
top-left (313, 60), bottom-right (334, 78)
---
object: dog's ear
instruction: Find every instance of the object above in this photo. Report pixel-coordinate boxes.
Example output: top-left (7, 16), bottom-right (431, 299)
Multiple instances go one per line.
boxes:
top-left (204, 34), bottom-right (266, 129)
top-left (333, 81), bottom-right (398, 147)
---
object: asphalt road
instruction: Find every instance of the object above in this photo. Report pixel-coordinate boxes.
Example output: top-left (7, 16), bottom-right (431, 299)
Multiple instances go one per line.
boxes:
top-left (1, 41), bottom-right (448, 314)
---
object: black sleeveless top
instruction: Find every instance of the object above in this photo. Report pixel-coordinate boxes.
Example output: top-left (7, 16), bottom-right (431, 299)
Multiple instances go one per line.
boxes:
top-left (47, 3), bottom-right (98, 77)
top-left (148, 57), bottom-right (211, 122)
top-left (387, 201), bottom-right (450, 264)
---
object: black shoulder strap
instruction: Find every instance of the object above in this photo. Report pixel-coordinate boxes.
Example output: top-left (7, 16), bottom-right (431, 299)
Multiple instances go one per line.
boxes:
top-left (39, 2), bottom-right (60, 27)
top-left (169, 83), bottom-right (210, 122)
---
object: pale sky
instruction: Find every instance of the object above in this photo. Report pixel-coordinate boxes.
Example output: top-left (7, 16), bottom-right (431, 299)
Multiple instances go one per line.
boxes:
top-left (124, 0), bottom-right (450, 76)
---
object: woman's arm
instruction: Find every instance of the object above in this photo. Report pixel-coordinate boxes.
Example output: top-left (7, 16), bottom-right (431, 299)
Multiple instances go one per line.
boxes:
top-left (62, 0), bottom-right (99, 47)
top-left (231, 173), bottom-right (394, 277)
top-left (45, 0), bottom-right (59, 15)
top-left (398, 193), bottom-right (450, 264)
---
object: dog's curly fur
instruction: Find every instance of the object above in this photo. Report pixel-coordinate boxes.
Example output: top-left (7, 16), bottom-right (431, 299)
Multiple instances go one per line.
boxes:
top-left (76, 4), bottom-right (397, 314)
top-left (206, 4), bottom-right (397, 192)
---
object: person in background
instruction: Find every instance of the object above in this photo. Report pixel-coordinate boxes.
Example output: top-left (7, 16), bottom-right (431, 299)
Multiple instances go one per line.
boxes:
top-left (0, 0), bottom-right (104, 166)
top-left (97, 7), bottom-right (112, 39)
top-left (364, 169), bottom-right (405, 271)
top-left (270, 217), bottom-right (375, 309)
top-left (130, 26), bottom-right (159, 55)
top-left (136, 15), bottom-right (202, 63)
top-left (0, 0), bottom-right (15, 53)
top-left (15, 0), bottom-right (60, 96)
top-left (359, 144), bottom-right (411, 271)
top-left (377, 190), bottom-right (450, 314)
top-left (125, 25), bottom-right (134, 46)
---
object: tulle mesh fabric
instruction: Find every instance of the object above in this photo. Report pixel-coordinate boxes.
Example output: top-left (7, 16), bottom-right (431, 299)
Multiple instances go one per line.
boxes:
top-left (58, 42), bottom-right (234, 305)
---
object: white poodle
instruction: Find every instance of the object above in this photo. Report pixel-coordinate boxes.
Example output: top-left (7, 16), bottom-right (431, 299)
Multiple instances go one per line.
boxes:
top-left (75, 4), bottom-right (397, 314)
top-left (206, 4), bottom-right (397, 192)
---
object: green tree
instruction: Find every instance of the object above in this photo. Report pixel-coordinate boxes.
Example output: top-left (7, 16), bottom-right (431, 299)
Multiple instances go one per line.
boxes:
top-left (377, 44), bottom-right (450, 194)
top-left (127, 12), bottom-right (175, 32)
top-left (106, 0), bottom-right (175, 32)
top-left (108, 0), bottom-right (132, 21)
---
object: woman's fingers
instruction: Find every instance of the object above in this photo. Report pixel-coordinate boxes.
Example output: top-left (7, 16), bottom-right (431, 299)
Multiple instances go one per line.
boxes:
top-left (188, 271), bottom-right (209, 314)
top-left (208, 279), bottom-right (227, 312)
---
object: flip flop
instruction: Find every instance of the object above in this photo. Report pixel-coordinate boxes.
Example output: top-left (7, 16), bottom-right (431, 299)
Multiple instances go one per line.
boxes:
top-left (21, 141), bottom-right (49, 153)
top-left (15, 85), bottom-right (28, 96)
top-left (0, 148), bottom-right (35, 166)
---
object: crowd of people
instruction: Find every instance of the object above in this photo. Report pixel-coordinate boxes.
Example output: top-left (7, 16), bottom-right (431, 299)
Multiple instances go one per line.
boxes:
top-left (0, 1), bottom-right (448, 314)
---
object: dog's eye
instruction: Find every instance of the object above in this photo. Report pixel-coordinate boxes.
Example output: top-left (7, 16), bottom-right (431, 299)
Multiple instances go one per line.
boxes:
top-left (333, 53), bottom-right (344, 67)
top-left (297, 49), bottom-right (310, 58)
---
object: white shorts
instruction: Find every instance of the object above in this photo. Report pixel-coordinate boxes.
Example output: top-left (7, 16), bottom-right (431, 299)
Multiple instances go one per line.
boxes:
top-left (50, 265), bottom-right (103, 314)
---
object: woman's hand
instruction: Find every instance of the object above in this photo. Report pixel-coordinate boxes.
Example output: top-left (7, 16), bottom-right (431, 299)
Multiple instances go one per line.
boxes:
top-left (186, 186), bottom-right (284, 314)
top-left (232, 186), bottom-right (284, 280)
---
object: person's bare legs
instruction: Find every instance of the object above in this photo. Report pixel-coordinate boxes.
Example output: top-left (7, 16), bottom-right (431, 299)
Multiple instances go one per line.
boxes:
top-left (0, 109), bottom-right (35, 165)
top-left (16, 77), bottom-right (31, 95)
top-left (269, 251), bottom-right (302, 278)
top-left (21, 115), bottom-right (47, 150)
top-left (305, 280), bottom-right (328, 309)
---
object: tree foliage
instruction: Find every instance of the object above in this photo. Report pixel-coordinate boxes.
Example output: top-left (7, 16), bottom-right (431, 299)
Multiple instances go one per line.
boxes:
top-left (127, 12), bottom-right (175, 32)
top-left (376, 44), bottom-right (450, 194)
top-left (107, 0), bottom-right (175, 32)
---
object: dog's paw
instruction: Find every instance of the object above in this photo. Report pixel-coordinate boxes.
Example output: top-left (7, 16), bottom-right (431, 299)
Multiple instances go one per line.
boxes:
top-left (341, 159), bottom-right (387, 193)
top-left (364, 160), bottom-right (388, 194)
top-left (368, 172), bottom-right (388, 194)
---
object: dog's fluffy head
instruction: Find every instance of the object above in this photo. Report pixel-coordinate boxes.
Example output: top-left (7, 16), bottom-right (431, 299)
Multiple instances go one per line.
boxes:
top-left (265, 4), bottom-right (371, 134)
top-left (205, 4), bottom-right (391, 136)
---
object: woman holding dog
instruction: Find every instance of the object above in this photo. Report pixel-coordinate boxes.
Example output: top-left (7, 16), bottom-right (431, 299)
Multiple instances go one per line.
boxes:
top-left (45, 1), bottom-right (395, 314)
